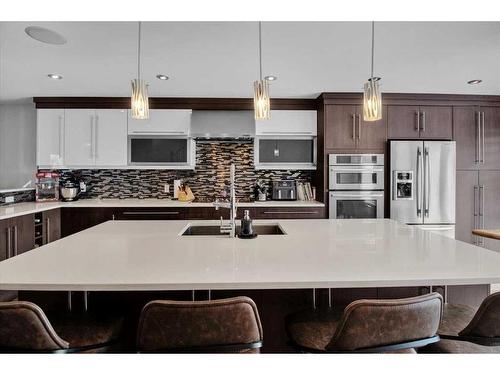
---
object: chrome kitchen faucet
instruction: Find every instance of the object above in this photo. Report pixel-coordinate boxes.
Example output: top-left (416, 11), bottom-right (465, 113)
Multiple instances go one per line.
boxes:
top-left (213, 164), bottom-right (237, 238)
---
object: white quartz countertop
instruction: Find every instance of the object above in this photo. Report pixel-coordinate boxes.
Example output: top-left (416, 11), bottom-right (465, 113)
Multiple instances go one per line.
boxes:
top-left (0, 199), bottom-right (325, 220)
top-left (1, 219), bottom-right (500, 291)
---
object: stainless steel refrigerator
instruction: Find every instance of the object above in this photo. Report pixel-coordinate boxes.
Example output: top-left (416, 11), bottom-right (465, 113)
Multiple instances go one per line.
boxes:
top-left (389, 140), bottom-right (456, 238)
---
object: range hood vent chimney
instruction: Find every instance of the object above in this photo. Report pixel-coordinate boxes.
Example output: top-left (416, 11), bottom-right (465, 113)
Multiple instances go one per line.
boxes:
top-left (190, 110), bottom-right (255, 140)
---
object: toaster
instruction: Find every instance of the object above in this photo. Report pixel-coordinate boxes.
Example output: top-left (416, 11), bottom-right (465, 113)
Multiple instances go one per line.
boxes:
top-left (272, 180), bottom-right (297, 201)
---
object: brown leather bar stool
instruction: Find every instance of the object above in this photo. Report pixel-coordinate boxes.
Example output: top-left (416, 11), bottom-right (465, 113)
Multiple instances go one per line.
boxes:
top-left (421, 291), bottom-right (500, 353)
top-left (0, 301), bottom-right (124, 353)
top-left (136, 296), bottom-right (263, 353)
top-left (285, 293), bottom-right (443, 353)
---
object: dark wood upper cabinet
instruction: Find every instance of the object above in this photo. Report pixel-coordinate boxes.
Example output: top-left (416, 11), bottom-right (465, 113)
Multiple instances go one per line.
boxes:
top-left (454, 106), bottom-right (478, 170)
top-left (387, 105), bottom-right (420, 139)
top-left (419, 106), bottom-right (453, 139)
top-left (357, 106), bottom-right (387, 151)
top-left (325, 104), bottom-right (386, 151)
top-left (43, 209), bottom-right (61, 244)
top-left (325, 105), bottom-right (357, 150)
top-left (388, 105), bottom-right (452, 140)
top-left (481, 107), bottom-right (500, 170)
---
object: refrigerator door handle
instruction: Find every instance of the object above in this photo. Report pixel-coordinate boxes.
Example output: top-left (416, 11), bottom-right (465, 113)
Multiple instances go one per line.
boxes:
top-left (416, 147), bottom-right (422, 217)
top-left (424, 147), bottom-right (430, 217)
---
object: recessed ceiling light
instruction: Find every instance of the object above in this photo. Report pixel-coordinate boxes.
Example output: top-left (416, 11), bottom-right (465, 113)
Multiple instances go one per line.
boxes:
top-left (25, 26), bottom-right (67, 45)
top-left (368, 77), bottom-right (381, 82)
top-left (467, 79), bottom-right (482, 85)
top-left (156, 74), bottom-right (169, 81)
top-left (264, 75), bottom-right (277, 82)
top-left (47, 74), bottom-right (63, 80)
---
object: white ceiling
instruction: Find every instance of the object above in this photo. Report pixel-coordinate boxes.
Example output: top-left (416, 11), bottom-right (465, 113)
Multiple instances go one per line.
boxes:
top-left (0, 21), bottom-right (499, 102)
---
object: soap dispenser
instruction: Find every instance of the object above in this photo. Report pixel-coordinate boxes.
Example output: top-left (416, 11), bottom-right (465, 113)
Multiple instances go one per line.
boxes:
top-left (239, 210), bottom-right (256, 238)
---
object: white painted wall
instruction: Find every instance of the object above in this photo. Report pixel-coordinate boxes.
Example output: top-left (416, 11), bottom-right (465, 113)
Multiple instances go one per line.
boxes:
top-left (0, 103), bottom-right (36, 189)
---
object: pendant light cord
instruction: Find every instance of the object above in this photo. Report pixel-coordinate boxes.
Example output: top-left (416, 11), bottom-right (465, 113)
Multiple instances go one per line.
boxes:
top-left (137, 21), bottom-right (142, 80)
top-left (258, 21), bottom-right (263, 81)
top-left (370, 21), bottom-right (375, 79)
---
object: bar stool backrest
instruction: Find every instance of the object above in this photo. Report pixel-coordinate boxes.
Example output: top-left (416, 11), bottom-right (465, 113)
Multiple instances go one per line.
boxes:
top-left (460, 291), bottom-right (500, 338)
top-left (0, 301), bottom-right (69, 351)
top-left (326, 293), bottom-right (443, 352)
top-left (136, 296), bottom-right (263, 353)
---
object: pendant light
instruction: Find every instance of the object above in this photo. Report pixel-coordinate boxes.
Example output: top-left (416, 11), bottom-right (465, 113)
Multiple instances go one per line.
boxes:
top-left (253, 22), bottom-right (270, 120)
top-left (131, 22), bottom-right (150, 120)
top-left (363, 21), bottom-right (382, 122)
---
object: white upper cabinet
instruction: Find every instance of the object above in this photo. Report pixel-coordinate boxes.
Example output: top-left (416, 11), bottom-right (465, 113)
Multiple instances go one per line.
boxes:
top-left (94, 109), bottom-right (128, 166)
top-left (255, 110), bottom-right (317, 136)
top-left (63, 109), bottom-right (128, 168)
top-left (37, 109), bottom-right (65, 167)
top-left (64, 109), bottom-right (95, 167)
top-left (128, 109), bottom-right (192, 135)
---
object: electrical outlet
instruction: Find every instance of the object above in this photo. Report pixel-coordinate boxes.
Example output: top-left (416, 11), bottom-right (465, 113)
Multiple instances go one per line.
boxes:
top-left (164, 184), bottom-right (170, 193)
top-left (5, 196), bottom-right (14, 204)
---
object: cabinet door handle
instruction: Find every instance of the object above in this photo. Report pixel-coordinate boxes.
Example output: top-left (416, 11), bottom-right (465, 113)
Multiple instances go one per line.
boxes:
top-left (122, 211), bottom-right (180, 215)
top-left (475, 111), bottom-right (480, 164)
top-left (13, 225), bottom-right (18, 256)
top-left (415, 111), bottom-right (420, 131)
top-left (94, 114), bottom-right (99, 159)
top-left (473, 185), bottom-right (479, 244)
top-left (479, 185), bottom-right (485, 246)
top-left (58, 115), bottom-right (64, 158)
top-left (46, 217), bottom-right (51, 243)
top-left (263, 211), bottom-right (319, 215)
top-left (90, 115), bottom-right (94, 159)
top-left (351, 114), bottom-right (356, 140)
top-left (6, 227), bottom-right (11, 258)
top-left (421, 111), bottom-right (426, 132)
top-left (481, 111), bottom-right (485, 164)
top-left (357, 114), bottom-right (361, 140)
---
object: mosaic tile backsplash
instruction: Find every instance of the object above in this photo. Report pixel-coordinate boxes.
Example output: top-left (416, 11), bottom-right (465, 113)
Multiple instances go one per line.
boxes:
top-left (0, 189), bottom-right (36, 206)
top-left (58, 142), bottom-right (313, 202)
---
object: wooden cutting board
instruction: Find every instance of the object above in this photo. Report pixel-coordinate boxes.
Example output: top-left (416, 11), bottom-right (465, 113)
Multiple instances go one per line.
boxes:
top-left (472, 229), bottom-right (500, 241)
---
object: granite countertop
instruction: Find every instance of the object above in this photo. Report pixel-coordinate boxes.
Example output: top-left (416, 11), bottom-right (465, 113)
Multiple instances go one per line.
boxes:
top-left (0, 198), bottom-right (325, 220)
top-left (2, 218), bottom-right (500, 291)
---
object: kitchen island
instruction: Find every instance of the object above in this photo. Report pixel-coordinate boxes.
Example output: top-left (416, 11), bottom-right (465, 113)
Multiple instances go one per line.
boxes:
top-left (1, 218), bottom-right (500, 291)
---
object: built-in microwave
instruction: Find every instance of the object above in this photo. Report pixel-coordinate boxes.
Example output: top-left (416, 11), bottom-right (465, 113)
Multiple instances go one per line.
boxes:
top-left (128, 135), bottom-right (196, 169)
top-left (254, 136), bottom-right (317, 170)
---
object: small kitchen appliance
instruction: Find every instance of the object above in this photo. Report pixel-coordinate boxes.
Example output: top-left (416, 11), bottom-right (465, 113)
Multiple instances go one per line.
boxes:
top-left (272, 180), bottom-right (297, 201)
top-left (35, 172), bottom-right (60, 202)
top-left (60, 180), bottom-right (80, 201)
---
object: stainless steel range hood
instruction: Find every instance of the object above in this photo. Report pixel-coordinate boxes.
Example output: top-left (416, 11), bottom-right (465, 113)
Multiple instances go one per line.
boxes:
top-left (190, 110), bottom-right (255, 140)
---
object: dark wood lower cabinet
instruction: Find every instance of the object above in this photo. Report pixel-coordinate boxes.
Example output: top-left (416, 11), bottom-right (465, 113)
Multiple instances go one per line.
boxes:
top-left (42, 209), bottom-right (61, 244)
top-left (61, 207), bottom-right (116, 237)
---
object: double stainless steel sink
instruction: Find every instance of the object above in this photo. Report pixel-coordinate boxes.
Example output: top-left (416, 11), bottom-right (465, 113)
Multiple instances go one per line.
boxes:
top-left (181, 224), bottom-right (285, 236)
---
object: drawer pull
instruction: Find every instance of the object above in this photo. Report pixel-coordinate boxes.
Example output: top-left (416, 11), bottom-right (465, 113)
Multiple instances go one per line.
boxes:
top-left (263, 211), bottom-right (319, 214)
top-left (122, 211), bottom-right (180, 215)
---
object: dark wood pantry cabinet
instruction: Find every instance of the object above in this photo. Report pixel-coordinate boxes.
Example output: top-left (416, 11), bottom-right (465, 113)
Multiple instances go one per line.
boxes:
top-left (387, 105), bottom-right (452, 140)
top-left (454, 106), bottom-right (500, 170)
top-left (455, 170), bottom-right (500, 253)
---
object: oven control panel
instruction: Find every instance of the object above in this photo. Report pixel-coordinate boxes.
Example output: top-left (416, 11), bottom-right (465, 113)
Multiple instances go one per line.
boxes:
top-left (393, 171), bottom-right (413, 200)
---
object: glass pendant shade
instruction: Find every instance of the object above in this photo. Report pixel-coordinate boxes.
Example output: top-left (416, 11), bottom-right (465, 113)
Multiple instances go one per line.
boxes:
top-left (131, 78), bottom-right (150, 120)
top-left (363, 79), bottom-right (382, 121)
top-left (253, 79), bottom-right (270, 120)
